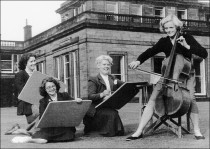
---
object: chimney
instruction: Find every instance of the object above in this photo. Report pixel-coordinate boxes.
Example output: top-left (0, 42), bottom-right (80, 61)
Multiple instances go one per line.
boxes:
top-left (24, 19), bottom-right (32, 41)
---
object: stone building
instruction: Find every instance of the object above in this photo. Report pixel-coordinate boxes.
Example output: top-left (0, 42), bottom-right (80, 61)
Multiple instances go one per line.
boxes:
top-left (1, 0), bottom-right (209, 107)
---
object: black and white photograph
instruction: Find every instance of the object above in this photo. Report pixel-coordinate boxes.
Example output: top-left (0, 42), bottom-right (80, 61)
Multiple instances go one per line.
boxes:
top-left (1, 0), bottom-right (209, 148)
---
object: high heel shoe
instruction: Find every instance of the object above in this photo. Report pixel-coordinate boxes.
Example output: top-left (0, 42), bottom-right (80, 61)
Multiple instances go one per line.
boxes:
top-left (195, 135), bottom-right (205, 140)
top-left (126, 134), bottom-right (143, 141)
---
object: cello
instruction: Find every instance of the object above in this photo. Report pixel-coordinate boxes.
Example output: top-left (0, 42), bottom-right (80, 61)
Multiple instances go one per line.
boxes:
top-left (154, 26), bottom-right (192, 118)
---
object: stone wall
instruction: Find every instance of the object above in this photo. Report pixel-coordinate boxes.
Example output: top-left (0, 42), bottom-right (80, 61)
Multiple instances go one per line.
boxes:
top-left (28, 27), bottom-right (210, 99)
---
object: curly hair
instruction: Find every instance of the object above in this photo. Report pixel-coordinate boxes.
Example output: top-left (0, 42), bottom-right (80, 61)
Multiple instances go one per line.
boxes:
top-left (39, 77), bottom-right (61, 97)
top-left (95, 55), bottom-right (113, 66)
top-left (159, 14), bottom-right (183, 33)
top-left (18, 53), bottom-right (36, 70)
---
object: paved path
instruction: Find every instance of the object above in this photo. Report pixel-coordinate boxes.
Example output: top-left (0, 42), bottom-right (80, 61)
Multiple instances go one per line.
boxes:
top-left (1, 102), bottom-right (209, 148)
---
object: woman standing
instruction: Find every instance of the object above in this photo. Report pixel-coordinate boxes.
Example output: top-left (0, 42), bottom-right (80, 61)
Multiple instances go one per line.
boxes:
top-left (127, 14), bottom-right (207, 141)
top-left (15, 53), bottom-right (39, 124)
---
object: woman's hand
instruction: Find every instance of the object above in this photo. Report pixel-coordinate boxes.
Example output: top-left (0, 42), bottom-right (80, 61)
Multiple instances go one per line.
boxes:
top-left (31, 105), bottom-right (39, 114)
top-left (75, 98), bottom-right (83, 103)
top-left (103, 95), bottom-right (111, 101)
top-left (100, 90), bottom-right (111, 98)
top-left (177, 36), bottom-right (190, 50)
top-left (129, 61), bottom-right (140, 69)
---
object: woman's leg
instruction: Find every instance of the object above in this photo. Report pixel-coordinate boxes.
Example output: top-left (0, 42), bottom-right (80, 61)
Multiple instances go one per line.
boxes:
top-left (190, 112), bottom-right (203, 137)
top-left (131, 82), bottom-right (162, 137)
top-left (187, 73), bottom-right (204, 138)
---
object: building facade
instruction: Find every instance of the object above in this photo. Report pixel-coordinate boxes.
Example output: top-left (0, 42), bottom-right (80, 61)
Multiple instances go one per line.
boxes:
top-left (1, 0), bottom-right (209, 107)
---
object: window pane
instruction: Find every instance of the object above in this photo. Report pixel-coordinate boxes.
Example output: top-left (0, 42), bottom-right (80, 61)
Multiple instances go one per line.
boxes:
top-left (155, 10), bottom-right (161, 16)
top-left (194, 59), bottom-right (201, 75)
top-left (177, 10), bottom-right (185, 19)
top-left (153, 57), bottom-right (164, 74)
top-left (13, 55), bottom-right (19, 72)
top-left (65, 63), bottom-right (70, 77)
top-left (1, 61), bottom-right (12, 70)
top-left (55, 58), bottom-right (59, 78)
top-left (114, 75), bottom-right (121, 80)
top-left (1, 54), bottom-right (11, 60)
top-left (65, 55), bottom-right (69, 62)
top-left (195, 77), bottom-right (201, 93)
top-left (111, 56), bottom-right (121, 74)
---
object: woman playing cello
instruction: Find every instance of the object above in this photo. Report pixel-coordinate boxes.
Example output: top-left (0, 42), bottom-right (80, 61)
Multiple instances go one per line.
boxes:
top-left (127, 14), bottom-right (208, 141)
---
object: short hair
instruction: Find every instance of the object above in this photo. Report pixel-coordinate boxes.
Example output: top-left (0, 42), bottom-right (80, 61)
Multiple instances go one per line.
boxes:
top-left (18, 53), bottom-right (36, 70)
top-left (39, 77), bottom-right (60, 97)
top-left (95, 55), bottom-right (113, 66)
top-left (159, 14), bottom-right (183, 32)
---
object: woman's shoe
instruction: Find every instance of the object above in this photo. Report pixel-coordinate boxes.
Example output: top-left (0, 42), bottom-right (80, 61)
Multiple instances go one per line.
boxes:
top-left (195, 135), bottom-right (205, 140)
top-left (126, 134), bottom-right (143, 141)
top-left (5, 124), bottom-right (20, 135)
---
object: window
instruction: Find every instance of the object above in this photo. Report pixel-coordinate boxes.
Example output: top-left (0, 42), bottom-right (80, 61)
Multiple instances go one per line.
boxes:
top-left (1, 54), bottom-right (19, 73)
top-left (154, 7), bottom-right (165, 18)
top-left (205, 13), bottom-right (210, 21)
top-left (193, 59), bottom-right (206, 95)
top-left (54, 56), bottom-right (63, 81)
top-left (13, 55), bottom-right (19, 73)
top-left (151, 56), bottom-right (164, 84)
top-left (177, 9), bottom-right (187, 20)
top-left (109, 54), bottom-right (126, 81)
top-left (54, 50), bottom-right (79, 98)
top-left (64, 51), bottom-right (79, 97)
top-left (152, 56), bottom-right (206, 95)
top-left (37, 61), bottom-right (45, 74)
top-left (73, 8), bottom-right (77, 17)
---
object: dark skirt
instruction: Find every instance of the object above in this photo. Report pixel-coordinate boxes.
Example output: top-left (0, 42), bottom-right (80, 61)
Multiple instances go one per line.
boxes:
top-left (17, 100), bottom-right (32, 116)
top-left (32, 127), bottom-right (76, 142)
top-left (84, 108), bottom-right (124, 137)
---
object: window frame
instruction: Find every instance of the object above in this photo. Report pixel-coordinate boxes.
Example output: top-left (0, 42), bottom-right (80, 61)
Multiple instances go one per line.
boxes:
top-left (108, 51), bottom-right (127, 82)
top-left (177, 9), bottom-right (187, 20)
top-left (1, 54), bottom-right (19, 73)
top-left (36, 61), bottom-right (45, 74)
top-left (54, 50), bottom-right (79, 98)
top-left (154, 6), bottom-right (165, 18)
top-left (194, 59), bottom-right (206, 95)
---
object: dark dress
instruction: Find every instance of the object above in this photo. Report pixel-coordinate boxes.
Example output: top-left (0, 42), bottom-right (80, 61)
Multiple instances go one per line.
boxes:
top-left (84, 74), bottom-right (125, 137)
top-left (32, 92), bottom-right (76, 142)
top-left (14, 70), bottom-right (32, 116)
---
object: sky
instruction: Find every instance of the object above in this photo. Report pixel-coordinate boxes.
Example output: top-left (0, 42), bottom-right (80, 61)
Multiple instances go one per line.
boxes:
top-left (1, 0), bottom-right (209, 41)
top-left (1, 0), bottom-right (65, 41)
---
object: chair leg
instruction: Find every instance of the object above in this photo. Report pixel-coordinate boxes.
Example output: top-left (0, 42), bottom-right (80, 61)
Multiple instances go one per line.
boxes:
top-left (186, 112), bottom-right (191, 132)
top-left (178, 116), bottom-right (182, 138)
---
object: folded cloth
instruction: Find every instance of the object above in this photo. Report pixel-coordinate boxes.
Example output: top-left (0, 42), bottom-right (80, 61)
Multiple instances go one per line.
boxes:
top-left (5, 124), bottom-right (20, 135)
top-left (11, 136), bottom-right (31, 143)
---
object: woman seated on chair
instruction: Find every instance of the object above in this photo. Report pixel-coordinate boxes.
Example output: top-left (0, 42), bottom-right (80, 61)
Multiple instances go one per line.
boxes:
top-left (127, 14), bottom-right (207, 141)
top-left (83, 55), bottom-right (125, 137)
top-left (11, 77), bottom-right (82, 143)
